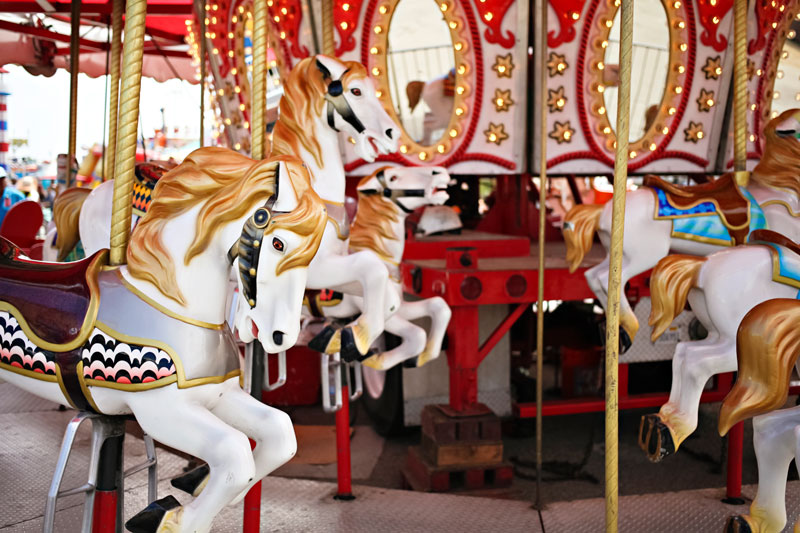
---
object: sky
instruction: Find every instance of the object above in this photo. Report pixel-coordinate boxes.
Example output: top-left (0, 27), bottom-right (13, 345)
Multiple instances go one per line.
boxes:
top-left (2, 64), bottom-right (210, 164)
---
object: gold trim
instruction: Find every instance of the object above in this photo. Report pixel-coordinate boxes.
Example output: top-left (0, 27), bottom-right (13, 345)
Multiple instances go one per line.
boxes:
top-left (761, 199), bottom-right (800, 218)
top-left (115, 270), bottom-right (224, 330)
top-left (85, 374), bottom-right (179, 392)
top-left (760, 243), bottom-right (800, 290)
top-left (586, 0), bottom-right (688, 156)
top-left (94, 321), bottom-right (241, 389)
top-left (76, 361), bottom-right (102, 412)
top-left (53, 363), bottom-right (78, 409)
top-left (670, 229), bottom-right (733, 246)
top-left (0, 250), bottom-right (107, 352)
top-left (370, 0), bottom-right (472, 161)
top-left (327, 214), bottom-right (349, 241)
top-left (0, 360), bottom-right (59, 383)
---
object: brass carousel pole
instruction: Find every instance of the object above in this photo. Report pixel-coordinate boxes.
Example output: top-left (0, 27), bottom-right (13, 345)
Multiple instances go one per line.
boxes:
top-left (67, 0), bottom-right (81, 188)
top-left (105, 0), bottom-right (123, 181)
top-left (733, 0), bottom-right (748, 175)
top-left (534, 0), bottom-right (547, 511)
top-left (321, 0), bottom-right (334, 56)
top-left (605, 0), bottom-right (633, 531)
top-left (109, 0), bottom-right (148, 266)
top-left (251, 0), bottom-right (268, 159)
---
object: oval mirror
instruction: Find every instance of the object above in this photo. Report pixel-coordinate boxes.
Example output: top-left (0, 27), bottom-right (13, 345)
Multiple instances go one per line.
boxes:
top-left (769, 29), bottom-right (800, 119)
top-left (387, 0), bottom-right (455, 146)
top-left (603, 0), bottom-right (670, 142)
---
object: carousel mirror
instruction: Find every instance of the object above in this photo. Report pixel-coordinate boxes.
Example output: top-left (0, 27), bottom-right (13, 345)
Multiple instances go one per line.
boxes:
top-left (387, 0), bottom-right (455, 146)
top-left (603, 0), bottom-right (670, 142)
top-left (769, 29), bottom-right (800, 119)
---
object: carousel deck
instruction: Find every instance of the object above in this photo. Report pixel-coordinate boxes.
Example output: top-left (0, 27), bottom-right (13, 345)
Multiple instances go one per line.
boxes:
top-left (1, 382), bottom-right (798, 532)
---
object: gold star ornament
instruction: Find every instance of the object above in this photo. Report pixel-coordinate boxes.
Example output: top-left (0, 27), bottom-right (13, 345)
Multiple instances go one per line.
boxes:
top-left (492, 54), bottom-right (514, 78)
top-left (494, 89), bottom-right (513, 112)
top-left (696, 88), bottom-right (715, 112)
top-left (684, 121), bottom-right (704, 143)
top-left (484, 123), bottom-right (509, 145)
top-left (547, 86), bottom-right (567, 113)
top-left (702, 56), bottom-right (722, 80)
top-left (547, 52), bottom-right (568, 77)
top-left (548, 121), bottom-right (575, 144)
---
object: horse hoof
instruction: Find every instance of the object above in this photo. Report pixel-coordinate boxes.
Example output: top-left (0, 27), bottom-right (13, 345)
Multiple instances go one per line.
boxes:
top-left (724, 515), bottom-right (753, 533)
top-left (170, 463), bottom-right (210, 497)
top-left (638, 414), bottom-right (675, 463)
top-left (125, 495), bottom-right (181, 533)
top-left (340, 327), bottom-right (361, 362)
top-left (308, 324), bottom-right (337, 353)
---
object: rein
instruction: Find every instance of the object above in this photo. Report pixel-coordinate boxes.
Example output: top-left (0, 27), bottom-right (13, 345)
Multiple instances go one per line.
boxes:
top-left (315, 59), bottom-right (366, 135)
top-left (359, 169), bottom-right (426, 214)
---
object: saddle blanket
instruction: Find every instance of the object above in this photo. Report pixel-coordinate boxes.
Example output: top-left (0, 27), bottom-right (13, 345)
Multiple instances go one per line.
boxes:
top-left (654, 187), bottom-right (767, 246)
top-left (752, 241), bottom-right (800, 297)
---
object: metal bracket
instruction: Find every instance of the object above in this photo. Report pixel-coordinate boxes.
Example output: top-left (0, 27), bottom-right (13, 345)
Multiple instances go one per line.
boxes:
top-left (321, 352), bottom-right (343, 413)
top-left (347, 360), bottom-right (363, 401)
top-left (265, 350), bottom-right (287, 391)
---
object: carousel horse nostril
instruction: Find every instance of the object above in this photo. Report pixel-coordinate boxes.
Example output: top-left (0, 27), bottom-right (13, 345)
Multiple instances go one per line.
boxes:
top-left (386, 128), bottom-right (394, 139)
top-left (273, 330), bottom-right (285, 345)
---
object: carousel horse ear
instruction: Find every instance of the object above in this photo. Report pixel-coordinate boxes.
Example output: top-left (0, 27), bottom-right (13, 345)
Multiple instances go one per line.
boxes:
top-left (315, 58), bottom-right (333, 81)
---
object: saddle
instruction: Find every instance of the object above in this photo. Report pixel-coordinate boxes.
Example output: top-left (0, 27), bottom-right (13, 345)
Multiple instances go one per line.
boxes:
top-left (0, 236), bottom-right (107, 349)
top-left (750, 229), bottom-right (800, 256)
top-left (644, 173), bottom-right (751, 244)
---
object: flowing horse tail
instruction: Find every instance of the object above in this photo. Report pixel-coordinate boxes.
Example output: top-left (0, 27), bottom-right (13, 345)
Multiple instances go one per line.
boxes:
top-left (648, 254), bottom-right (706, 342)
top-left (563, 203), bottom-right (603, 273)
top-left (52, 187), bottom-right (91, 261)
top-left (718, 299), bottom-right (800, 436)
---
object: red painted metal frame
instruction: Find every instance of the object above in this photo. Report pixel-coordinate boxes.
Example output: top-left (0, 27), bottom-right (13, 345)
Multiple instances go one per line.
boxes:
top-left (92, 490), bottom-right (117, 533)
top-left (0, 1), bottom-right (194, 14)
top-left (335, 385), bottom-right (354, 499)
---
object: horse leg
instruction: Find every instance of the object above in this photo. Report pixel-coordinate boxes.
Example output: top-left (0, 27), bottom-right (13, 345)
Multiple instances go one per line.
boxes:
top-left (724, 406), bottom-right (800, 533)
top-left (584, 258), bottom-right (610, 310)
top-left (362, 313), bottom-right (427, 370)
top-left (307, 251), bottom-right (390, 361)
top-left (642, 336), bottom-right (733, 462)
top-left (392, 297), bottom-right (451, 368)
top-left (126, 391), bottom-right (255, 533)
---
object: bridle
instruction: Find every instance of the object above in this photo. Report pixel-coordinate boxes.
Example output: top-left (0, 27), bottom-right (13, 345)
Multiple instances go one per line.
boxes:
top-left (227, 165), bottom-right (282, 309)
top-left (315, 59), bottom-right (366, 135)
top-left (359, 169), bottom-right (426, 214)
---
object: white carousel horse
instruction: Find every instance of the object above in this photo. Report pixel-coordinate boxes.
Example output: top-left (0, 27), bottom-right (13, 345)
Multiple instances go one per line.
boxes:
top-left (563, 109), bottom-right (800, 348)
top-left (638, 229), bottom-right (800, 462)
top-left (42, 187), bottom-right (90, 262)
top-left (0, 147), bottom-right (328, 533)
top-left (303, 165), bottom-right (452, 370)
top-left (56, 55), bottom-right (400, 363)
top-left (717, 298), bottom-right (800, 533)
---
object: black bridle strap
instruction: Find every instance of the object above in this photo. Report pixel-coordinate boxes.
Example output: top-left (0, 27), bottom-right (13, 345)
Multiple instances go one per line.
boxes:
top-left (316, 59), bottom-right (366, 135)
top-left (359, 170), bottom-right (427, 214)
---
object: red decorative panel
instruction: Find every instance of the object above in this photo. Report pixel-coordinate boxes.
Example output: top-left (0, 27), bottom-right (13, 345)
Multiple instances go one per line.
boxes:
top-left (695, 0), bottom-right (734, 52)
top-left (268, 0), bottom-right (309, 59)
top-left (749, 0), bottom-right (784, 54)
top-left (334, 0), bottom-right (365, 56)
top-left (547, 0), bottom-right (587, 48)
top-left (472, 0), bottom-right (516, 49)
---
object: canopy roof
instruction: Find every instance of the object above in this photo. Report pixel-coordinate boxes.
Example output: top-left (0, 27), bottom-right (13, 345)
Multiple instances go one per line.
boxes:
top-left (0, 1), bottom-right (198, 83)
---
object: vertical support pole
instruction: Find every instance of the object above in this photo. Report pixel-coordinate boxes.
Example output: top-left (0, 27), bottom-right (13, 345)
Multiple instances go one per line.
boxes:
top-left (109, 0), bottom-right (147, 266)
top-left (321, 0), bottom-right (334, 56)
top-left (604, 0), bottom-right (633, 531)
top-left (92, 433), bottom-right (124, 533)
top-left (199, 2), bottom-right (206, 148)
top-left (105, 0), bottom-right (123, 182)
top-left (243, 344), bottom-right (265, 533)
top-left (534, 0), bottom-right (548, 511)
top-left (445, 306), bottom-right (480, 411)
top-left (725, 0), bottom-right (749, 503)
top-left (67, 0), bottom-right (81, 188)
top-left (334, 364), bottom-right (355, 500)
top-left (251, 0), bottom-right (268, 160)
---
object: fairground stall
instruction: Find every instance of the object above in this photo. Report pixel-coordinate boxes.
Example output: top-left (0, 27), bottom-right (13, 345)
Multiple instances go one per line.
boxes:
top-left (0, 0), bottom-right (799, 531)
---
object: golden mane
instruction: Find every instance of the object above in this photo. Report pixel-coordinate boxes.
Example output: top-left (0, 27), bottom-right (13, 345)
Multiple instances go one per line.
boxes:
top-left (127, 146), bottom-right (327, 305)
top-left (271, 56), bottom-right (369, 171)
top-left (52, 187), bottom-right (90, 261)
top-left (751, 108), bottom-right (800, 196)
top-left (349, 169), bottom-right (400, 261)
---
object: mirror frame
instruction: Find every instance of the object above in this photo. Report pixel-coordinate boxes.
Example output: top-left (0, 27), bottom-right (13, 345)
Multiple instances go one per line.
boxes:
top-left (760, 4), bottom-right (800, 146)
top-left (368, 0), bottom-right (472, 162)
top-left (585, 0), bottom-right (689, 157)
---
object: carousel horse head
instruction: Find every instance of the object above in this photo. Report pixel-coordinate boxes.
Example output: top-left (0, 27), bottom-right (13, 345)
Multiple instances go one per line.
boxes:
top-left (272, 55), bottom-right (399, 168)
top-left (751, 108), bottom-right (800, 196)
top-left (127, 148), bottom-right (327, 353)
top-left (356, 166), bottom-right (450, 213)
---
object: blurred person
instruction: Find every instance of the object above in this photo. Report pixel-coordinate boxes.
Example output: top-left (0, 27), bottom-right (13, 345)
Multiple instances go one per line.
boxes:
top-left (16, 175), bottom-right (40, 202)
top-left (0, 167), bottom-right (25, 226)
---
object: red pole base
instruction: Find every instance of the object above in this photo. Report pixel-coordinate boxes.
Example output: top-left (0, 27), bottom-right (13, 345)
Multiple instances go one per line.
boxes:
top-left (723, 421), bottom-right (745, 504)
top-left (335, 384), bottom-right (355, 500)
top-left (243, 438), bottom-right (261, 532)
top-left (92, 489), bottom-right (118, 533)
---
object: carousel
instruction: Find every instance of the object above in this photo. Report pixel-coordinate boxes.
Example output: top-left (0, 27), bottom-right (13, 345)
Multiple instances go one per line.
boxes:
top-left (0, 0), bottom-right (798, 531)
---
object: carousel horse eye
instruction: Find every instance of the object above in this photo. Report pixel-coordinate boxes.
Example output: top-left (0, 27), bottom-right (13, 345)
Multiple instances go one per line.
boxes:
top-left (272, 237), bottom-right (285, 253)
top-left (389, 174), bottom-right (398, 182)
top-left (350, 88), bottom-right (362, 97)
